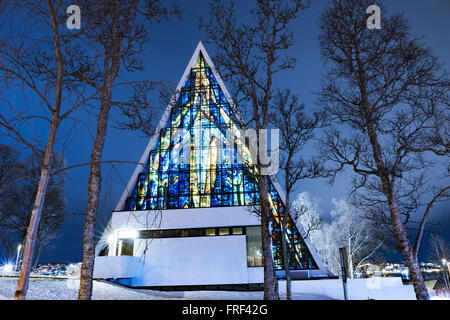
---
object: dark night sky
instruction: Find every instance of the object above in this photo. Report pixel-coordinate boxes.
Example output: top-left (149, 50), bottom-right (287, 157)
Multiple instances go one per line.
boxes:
top-left (2, 0), bottom-right (449, 263)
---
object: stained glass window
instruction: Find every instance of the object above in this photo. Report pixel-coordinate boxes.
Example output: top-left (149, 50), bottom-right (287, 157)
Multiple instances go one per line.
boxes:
top-left (124, 53), bottom-right (317, 271)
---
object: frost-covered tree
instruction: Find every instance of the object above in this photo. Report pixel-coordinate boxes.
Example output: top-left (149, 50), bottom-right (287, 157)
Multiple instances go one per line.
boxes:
top-left (294, 193), bottom-right (385, 277)
top-left (327, 199), bottom-right (385, 278)
top-left (292, 192), bottom-right (324, 241)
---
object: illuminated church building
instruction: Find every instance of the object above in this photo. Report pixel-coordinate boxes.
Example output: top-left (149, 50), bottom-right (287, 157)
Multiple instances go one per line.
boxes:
top-left (94, 42), bottom-right (333, 289)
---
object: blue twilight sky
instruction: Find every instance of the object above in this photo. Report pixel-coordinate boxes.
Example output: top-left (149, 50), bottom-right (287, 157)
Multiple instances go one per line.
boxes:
top-left (1, 0), bottom-right (448, 263)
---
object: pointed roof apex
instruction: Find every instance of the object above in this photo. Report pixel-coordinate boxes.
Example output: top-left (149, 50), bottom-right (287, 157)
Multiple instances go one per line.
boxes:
top-left (196, 40), bottom-right (205, 49)
top-left (194, 41), bottom-right (208, 55)
top-left (188, 41), bottom-right (212, 70)
top-left (176, 41), bottom-right (213, 90)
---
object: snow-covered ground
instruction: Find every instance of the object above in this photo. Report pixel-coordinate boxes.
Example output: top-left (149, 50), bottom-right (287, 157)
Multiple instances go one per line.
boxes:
top-left (0, 277), bottom-right (335, 300)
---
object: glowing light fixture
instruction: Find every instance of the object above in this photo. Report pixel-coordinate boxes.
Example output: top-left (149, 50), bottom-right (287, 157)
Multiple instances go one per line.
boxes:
top-left (2, 263), bottom-right (13, 273)
top-left (107, 233), bottom-right (116, 246)
top-left (118, 230), bottom-right (138, 239)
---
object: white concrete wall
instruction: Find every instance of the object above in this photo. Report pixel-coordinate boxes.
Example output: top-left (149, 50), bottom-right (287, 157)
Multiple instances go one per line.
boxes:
top-left (111, 207), bottom-right (260, 230)
top-left (107, 207), bottom-right (261, 257)
top-left (247, 267), bottom-right (264, 284)
top-left (279, 277), bottom-right (416, 300)
top-left (132, 235), bottom-right (253, 287)
top-left (93, 256), bottom-right (144, 279)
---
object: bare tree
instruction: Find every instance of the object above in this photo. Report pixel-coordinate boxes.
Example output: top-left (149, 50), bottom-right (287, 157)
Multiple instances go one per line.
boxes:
top-left (75, 0), bottom-right (180, 300)
top-left (0, 145), bottom-right (23, 258)
top-left (270, 90), bottom-right (322, 299)
top-left (0, 152), bottom-right (66, 269)
top-left (0, 144), bottom-right (23, 203)
top-left (200, 0), bottom-right (309, 300)
top-left (318, 0), bottom-right (449, 299)
top-left (0, 0), bottom-right (93, 299)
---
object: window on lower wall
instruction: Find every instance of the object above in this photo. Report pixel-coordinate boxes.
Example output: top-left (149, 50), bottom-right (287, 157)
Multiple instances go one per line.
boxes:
top-left (232, 227), bottom-right (243, 235)
top-left (138, 226), bottom-right (249, 239)
top-left (116, 239), bottom-right (134, 256)
top-left (246, 226), bottom-right (263, 267)
top-left (99, 245), bottom-right (109, 256)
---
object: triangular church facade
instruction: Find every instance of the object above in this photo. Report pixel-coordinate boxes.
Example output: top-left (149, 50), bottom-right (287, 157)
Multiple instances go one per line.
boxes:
top-left (94, 42), bottom-right (333, 288)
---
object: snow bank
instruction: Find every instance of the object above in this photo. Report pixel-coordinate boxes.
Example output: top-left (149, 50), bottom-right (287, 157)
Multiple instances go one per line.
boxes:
top-left (279, 277), bottom-right (416, 300)
top-left (0, 277), bottom-right (412, 300)
top-left (0, 277), bottom-right (172, 300)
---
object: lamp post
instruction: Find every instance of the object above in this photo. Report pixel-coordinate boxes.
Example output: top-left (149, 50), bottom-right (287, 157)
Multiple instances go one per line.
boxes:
top-left (339, 247), bottom-right (349, 300)
top-left (15, 244), bottom-right (22, 272)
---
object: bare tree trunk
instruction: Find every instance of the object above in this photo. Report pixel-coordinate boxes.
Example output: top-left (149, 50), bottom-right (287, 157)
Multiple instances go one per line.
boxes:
top-left (14, 1), bottom-right (63, 299)
top-left (389, 198), bottom-right (429, 300)
top-left (281, 213), bottom-right (291, 299)
top-left (348, 238), bottom-right (354, 279)
top-left (76, 0), bottom-right (176, 299)
top-left (77, 0), bottom-right (122, 300)
top-left (14, 117), bottom-right (59, 300)
top-left (366, 122), bottom-right (429, 300)
top-left (258, 178), bottom-right (279, 300)
top-left (78, 88), bottom-right (114, 300)
top-left (282, 171), bottom-right (292, 300)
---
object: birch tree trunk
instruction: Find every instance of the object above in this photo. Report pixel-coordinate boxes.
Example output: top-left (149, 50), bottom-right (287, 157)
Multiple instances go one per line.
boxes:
top-left (76, 0), bottom-right (178, 299)
top-left (14, 117), bottom-right (60, 300)
top-left (14, 0), bottom-right (63, 299)
top-left (389, 196), bottom-right (429, 300)
top-left (258, 178), bottom-right (279, 300)
top-left (78, 81), bottom-right (115, 300)
top-left (366, 122), bottom-right (429, 300)
top-left (348, 238), bottom-right (354, 279)
top-left (282, 170), bottom-right (292, 299)
top-left (281, 212), bottom-right (291, 299)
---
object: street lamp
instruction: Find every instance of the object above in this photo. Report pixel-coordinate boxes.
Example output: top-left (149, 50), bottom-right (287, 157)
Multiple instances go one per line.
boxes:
top-left (16, 244), bottom-right (22, 271)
